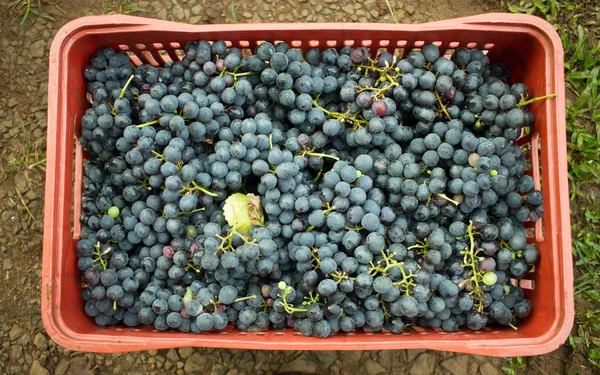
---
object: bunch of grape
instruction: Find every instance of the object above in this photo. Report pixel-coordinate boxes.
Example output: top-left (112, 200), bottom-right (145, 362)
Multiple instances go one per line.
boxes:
top-left (77, 39), bottom-right (546, 337)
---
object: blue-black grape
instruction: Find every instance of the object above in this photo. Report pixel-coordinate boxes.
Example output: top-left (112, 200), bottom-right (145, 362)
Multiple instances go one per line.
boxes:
top-left (78, 41), bottom-right (542, 337)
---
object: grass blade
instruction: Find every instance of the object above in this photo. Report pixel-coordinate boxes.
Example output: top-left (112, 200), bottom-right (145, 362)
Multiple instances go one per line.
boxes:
top-left (231, 0), bottom-right (238, 23)
top-left (19, 6), bottom-right (30, 27)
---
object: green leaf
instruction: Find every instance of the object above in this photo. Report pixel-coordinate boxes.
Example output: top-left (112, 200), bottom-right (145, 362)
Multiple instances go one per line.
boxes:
top-left (223, 193), bottom-right (264, 233)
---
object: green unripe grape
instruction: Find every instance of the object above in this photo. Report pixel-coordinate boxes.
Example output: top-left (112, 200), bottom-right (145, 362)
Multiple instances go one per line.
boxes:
top-left (482, 271), bottom-right (498, 286)
top-left (108, 206), bottom-right (120, 218)
top-left (182, 287), bottom-right (193, 307)
top-left (186, 225), bottom-right (198, 238)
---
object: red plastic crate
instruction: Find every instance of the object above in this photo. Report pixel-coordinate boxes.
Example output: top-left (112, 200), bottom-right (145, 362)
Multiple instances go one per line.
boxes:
top-left (43, 14), bottom-right (573, 355)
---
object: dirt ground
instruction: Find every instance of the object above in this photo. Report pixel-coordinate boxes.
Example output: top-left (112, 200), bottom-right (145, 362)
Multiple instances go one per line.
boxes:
top-left (0, 0), bottom-right (594, 374)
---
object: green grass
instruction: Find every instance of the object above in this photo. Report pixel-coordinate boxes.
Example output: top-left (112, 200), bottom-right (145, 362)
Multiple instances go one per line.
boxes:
top-left (502, 357), bottom-right (526, 375)
top-left (107, 0), bottom-right (146, 15)
top-left (230, 0), bottom-right (238, 23)
top-left (8, 0), bottom-right (54, 27)
top-left (508, 0), bottom-right (600, 369)
top-left (0, 122), bottom-right (46, 183)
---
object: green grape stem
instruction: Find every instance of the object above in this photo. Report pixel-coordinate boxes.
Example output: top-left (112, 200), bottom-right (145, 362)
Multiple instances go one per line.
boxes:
top-left (214, 231), bottom-right (236, 254)
top-left (302, 292), bottom-right (320, 306)
top-left (462, 220), bottom-right (486, 312)
top-left (213, 227), bottom-right (255, 255)
top-left (322, 201), bottom-right (336, 215)
top-left (436, 193), bottom-right (460, 206)
top-left (345, 225), bottom-right (363, 232)
top-left (435, 92), bottom-right (452, 121)
top-left (278, 286), bottom-right (308, 314)
top-left (311, 247), bottom-right (321, 270)
top-left (500, 241), bottom-right (521, 258)
top-left (380, 297), bottom-right (391, 319)
top-left (353, 59), bottom-right (403, 99)
top-left (137, 119), bottom-right (159, 128)
top-left (185, 261), bottom-right (201, 273)
top-left (179, 207), bottom-right (206, 215)
top-left (312, 96), bottom-right (368, 128)
top-left (300, 147), bottom-right (340, 161)
top-left (119, 74), bottom-right (135, 98)
top-left (219, 65), bottom-right (256, 78)
top-left (407, 239), bottom-right (428, 256)
top-left (138, 176), bottom-right (152, 191)
top-left (330, 270), bottom-right (351, 284)
top-left (392, 265), bottom-right (418, 296)
top-left (314, 167), bottom-right (323, 182)
top-left (151, 150), bottom-right (166, 161)
top-left (357, 76), bottom-right (398, 98)
top-left (93, 241), bottom-right (108, 270)
top-left (233, 295), bottom-right (257, 303)
top-left (516, 93), bottom-right (557, 108)
top-left (369, 250), bottom-right (416, 296)
top-left (180, 181), bottom-right (218, 197)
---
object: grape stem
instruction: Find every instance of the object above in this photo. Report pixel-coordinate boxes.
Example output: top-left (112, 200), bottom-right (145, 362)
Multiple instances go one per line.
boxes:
top-left (330, 270), bottom-right (351, 284)
top-left (380, 297), bottom-right (391, 319)
top-left (179, 207), bottom-right (206, 215)
top-left (393, 265), bottom-right (417, 296)
top-left (357, 75), bottom-right (398, 99)
top-left (214, 231), bottom-right (236, 254)
top-left (220, 65), bottom-right (256, 79)
top-left (500, 240), bottom-right (521, 258)
top-left (152, 150), bottom-right (166, 162)
top-left (137, 119), bottom-right (159, 128)
top-left (345, 225), bottom-right (363, 232)
top-left (300, 147), bottom-right (340, 161)
top-left (138, 177), bottom-right (152, 191)
top-left (185, 262), bottom-right (201, 273)
top-left (369, 250), bottom-right (416, 296)
top-left (407, 239), bottom-right (428, 251)
top-left (278, 286), bottom-right (308, 314)
top-left (353, 58), bottom-right (403, 101)
top-left (462, 220), bottom-right (486, 312)
top-left (516, 93), bottom-right (557, 108)
top-left (435, 92), bottom-right (452, 121)
top-left (314, 167), bottom-right (323, 182)
top-left (213, 227), bottom-right (256, 255)
top-left (322, 201), bottom-right (336, 215)
top-left (93, 241), bottom-right (108, 270)
top-left (301, 292), bottom-right (320, 306)
top-left (312, 95), bottom-right (368, 128)
top-left (436, 193), bottom-right (460, 206)
top-left (119, 74), bottom-right (135, 98)
top-left (180, 181), bottom-right (218, 197)
top-left (311, 247), bottom-right (321, 269)
top-left (233, 295), bottom-right (257, 303)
